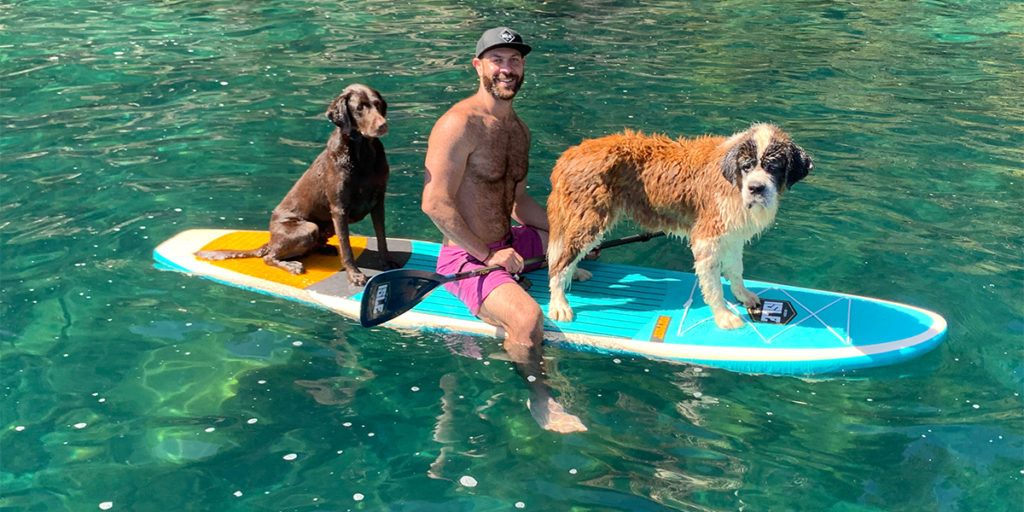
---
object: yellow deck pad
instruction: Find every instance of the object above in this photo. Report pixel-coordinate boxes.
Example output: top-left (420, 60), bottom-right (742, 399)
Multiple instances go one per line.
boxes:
top-left (198, 231), bottom-right (366, 289)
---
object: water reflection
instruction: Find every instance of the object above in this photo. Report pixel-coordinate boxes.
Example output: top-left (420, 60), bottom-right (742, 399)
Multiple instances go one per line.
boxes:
top-left (295, 337), bottom-right (375, 406)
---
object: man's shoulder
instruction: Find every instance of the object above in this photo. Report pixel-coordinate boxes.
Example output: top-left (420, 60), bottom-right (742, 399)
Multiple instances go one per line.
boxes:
top-left (432, 98), bottom-right (489, 140)
top-left (443, 96), bottom-right (491, 123)
top-left (435, 101), bottom-right (474, 127)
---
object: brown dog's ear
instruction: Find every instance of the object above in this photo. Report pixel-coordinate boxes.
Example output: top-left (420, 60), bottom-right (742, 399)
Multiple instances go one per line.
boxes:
top-left (786, 143), bottom-right (813, 189)
top-left (721, 138), bottom-right (755, 188)
top-left (326, 92), bottom-right (352, 131)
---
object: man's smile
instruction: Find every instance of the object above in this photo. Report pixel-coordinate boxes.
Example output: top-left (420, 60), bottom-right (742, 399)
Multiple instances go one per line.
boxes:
top-left (495, 74), bottom-right (519, 85)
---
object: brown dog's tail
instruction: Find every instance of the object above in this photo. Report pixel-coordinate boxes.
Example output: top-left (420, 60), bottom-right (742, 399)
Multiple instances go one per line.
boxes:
top-left (194, 245), bottom-right (269, 261)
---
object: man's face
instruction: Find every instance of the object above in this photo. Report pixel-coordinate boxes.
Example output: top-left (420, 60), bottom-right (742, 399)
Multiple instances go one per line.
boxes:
top-left (474, 47), bottom-right (525, 101)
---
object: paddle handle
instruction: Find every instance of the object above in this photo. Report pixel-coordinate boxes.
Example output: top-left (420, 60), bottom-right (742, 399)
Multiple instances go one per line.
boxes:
top-left (444, 231), bottom-right (665, 281)
top-left (445, 256), bottom-right (545, 282)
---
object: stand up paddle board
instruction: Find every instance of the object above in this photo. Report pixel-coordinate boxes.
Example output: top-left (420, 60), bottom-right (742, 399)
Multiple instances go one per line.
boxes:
top-left (153, 229), bottom-right (947, 375)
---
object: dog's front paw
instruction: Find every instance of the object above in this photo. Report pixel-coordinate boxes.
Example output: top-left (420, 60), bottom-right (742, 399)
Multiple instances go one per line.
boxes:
top-left (548, 295), bottom-right (576, 322)
top-left (347, 271), bottom-right (368, 287)
top-left (734, 288), bottom-right (761, 308)
top-left (572, 268), bottom-right (593, 282)
top-left (548, 304), bottom-right (575, 322)
top-left (713, 309), bottom-right (746, 330)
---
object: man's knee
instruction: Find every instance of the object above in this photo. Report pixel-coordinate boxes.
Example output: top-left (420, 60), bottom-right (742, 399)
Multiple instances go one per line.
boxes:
top-left (479, 283), bottom-right (544, 341)
top-left (508, 301), bottom-right (543, 341)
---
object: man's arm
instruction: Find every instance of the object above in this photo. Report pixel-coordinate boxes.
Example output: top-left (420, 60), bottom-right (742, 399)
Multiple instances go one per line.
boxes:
top-left (509, 121), bottom-right (548, 232)
top-left (511, 180), bottom-right (549, 232)
top-left (421, 112), bottom-right (492, 262)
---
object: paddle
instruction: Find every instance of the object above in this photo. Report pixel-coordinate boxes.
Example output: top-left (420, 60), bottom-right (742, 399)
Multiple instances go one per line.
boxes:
top-left (359, 231), bottom-right (666, 327)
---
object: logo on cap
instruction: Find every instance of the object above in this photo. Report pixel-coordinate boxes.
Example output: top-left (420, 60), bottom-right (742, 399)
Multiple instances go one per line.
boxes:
top-left (501, 29), bottom-right (515, 43)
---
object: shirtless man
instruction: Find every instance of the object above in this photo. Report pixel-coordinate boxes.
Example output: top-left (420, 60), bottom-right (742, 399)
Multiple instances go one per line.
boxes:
top-left (421, 27), bottom-right (587, 433)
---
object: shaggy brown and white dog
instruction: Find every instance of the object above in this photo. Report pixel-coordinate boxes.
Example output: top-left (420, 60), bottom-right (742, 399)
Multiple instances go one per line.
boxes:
top-left (546, 123), bottom-right (813, 329)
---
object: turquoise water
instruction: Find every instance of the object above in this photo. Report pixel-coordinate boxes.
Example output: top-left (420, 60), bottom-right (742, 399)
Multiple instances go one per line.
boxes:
top-left (2, 0), bottom-right (1022, 510)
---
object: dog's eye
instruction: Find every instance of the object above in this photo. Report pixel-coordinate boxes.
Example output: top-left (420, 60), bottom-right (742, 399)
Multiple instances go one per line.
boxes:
top-left (739, 158), bottom-right (755, 171)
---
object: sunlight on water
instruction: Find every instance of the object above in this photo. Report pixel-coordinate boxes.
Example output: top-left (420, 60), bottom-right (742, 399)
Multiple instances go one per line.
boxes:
top-left (2, 0), bottom-right (1022, 511)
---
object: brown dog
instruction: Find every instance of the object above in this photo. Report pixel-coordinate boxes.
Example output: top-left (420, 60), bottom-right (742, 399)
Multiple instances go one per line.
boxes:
top-left (196, 84), bottom-right (397, 286)
top-left (546, 123), bottom-right (813, 329)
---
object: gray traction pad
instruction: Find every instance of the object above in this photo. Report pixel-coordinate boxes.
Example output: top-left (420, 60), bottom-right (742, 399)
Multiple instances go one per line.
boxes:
top-left (306, 238), bottom-right (414, 297)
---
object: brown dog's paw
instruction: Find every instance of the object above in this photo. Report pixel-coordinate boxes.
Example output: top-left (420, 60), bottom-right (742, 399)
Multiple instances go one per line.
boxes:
top-left (347, 271), bottom-right (368, 287)
top-left (280, 261), bottom-right (306, 275)
top-left (265, 257), bottom-right (307, 275)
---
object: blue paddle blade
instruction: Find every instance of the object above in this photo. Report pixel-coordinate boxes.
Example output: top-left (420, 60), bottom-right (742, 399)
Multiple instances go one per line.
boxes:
top-left (360, 269), bottom-right (446, 327)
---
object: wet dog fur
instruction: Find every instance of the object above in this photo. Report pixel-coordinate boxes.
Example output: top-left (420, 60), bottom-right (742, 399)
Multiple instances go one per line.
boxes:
top-left (546, 123), bottom-right (813, 329)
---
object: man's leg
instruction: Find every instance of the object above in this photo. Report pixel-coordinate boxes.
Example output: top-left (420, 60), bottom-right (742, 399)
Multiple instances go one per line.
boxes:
top-left (477, 282), bottom-right (587, 433)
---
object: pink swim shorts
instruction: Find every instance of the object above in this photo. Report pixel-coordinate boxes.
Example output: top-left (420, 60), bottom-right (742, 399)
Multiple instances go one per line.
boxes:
top-left (436, 225), bottom-right (544, 316)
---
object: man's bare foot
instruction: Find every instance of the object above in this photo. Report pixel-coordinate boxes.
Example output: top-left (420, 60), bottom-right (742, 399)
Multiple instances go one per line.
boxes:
top-left (527, 397), bottom-right (588, 433)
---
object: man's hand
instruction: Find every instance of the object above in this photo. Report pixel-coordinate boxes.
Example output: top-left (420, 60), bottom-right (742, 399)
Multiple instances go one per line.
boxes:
top-left (487, 246), bottom-right (524, 273)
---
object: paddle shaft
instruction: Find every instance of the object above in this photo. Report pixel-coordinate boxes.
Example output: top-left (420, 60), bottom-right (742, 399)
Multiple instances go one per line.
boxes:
top-left (443, 231), bottom-right (666, 282)
top-left (359, 231), bottom-right (665, 327)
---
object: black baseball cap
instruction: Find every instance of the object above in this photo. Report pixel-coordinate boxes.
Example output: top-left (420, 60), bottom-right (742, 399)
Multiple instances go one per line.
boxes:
top-left (475, 27), bottom-right (532, 58)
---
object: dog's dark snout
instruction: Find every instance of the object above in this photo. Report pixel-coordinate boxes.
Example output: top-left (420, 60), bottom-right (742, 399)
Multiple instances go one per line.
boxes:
top-left (748, 183), bottom-right (766, 195)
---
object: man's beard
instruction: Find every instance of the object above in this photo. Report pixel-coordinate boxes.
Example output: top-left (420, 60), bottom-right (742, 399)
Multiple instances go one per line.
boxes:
top-left (483, 72), bottom-right (523, 100)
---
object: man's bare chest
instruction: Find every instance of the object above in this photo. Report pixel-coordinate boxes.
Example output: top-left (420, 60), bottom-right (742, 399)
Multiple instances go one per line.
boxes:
top-left (467, 123), bottom-right (529, 184)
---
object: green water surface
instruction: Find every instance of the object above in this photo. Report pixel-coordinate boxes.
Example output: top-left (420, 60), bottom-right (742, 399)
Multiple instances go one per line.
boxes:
top-left (2, 1), bottom-right (1022, 511)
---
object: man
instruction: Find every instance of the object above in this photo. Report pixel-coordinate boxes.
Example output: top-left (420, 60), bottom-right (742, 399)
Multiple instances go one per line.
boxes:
top-left (421, 27), bottom-right (587, 433)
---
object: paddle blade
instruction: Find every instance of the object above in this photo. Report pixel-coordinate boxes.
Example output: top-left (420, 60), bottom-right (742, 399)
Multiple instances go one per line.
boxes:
top-left (359, 269), bottom-right (445, 327)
